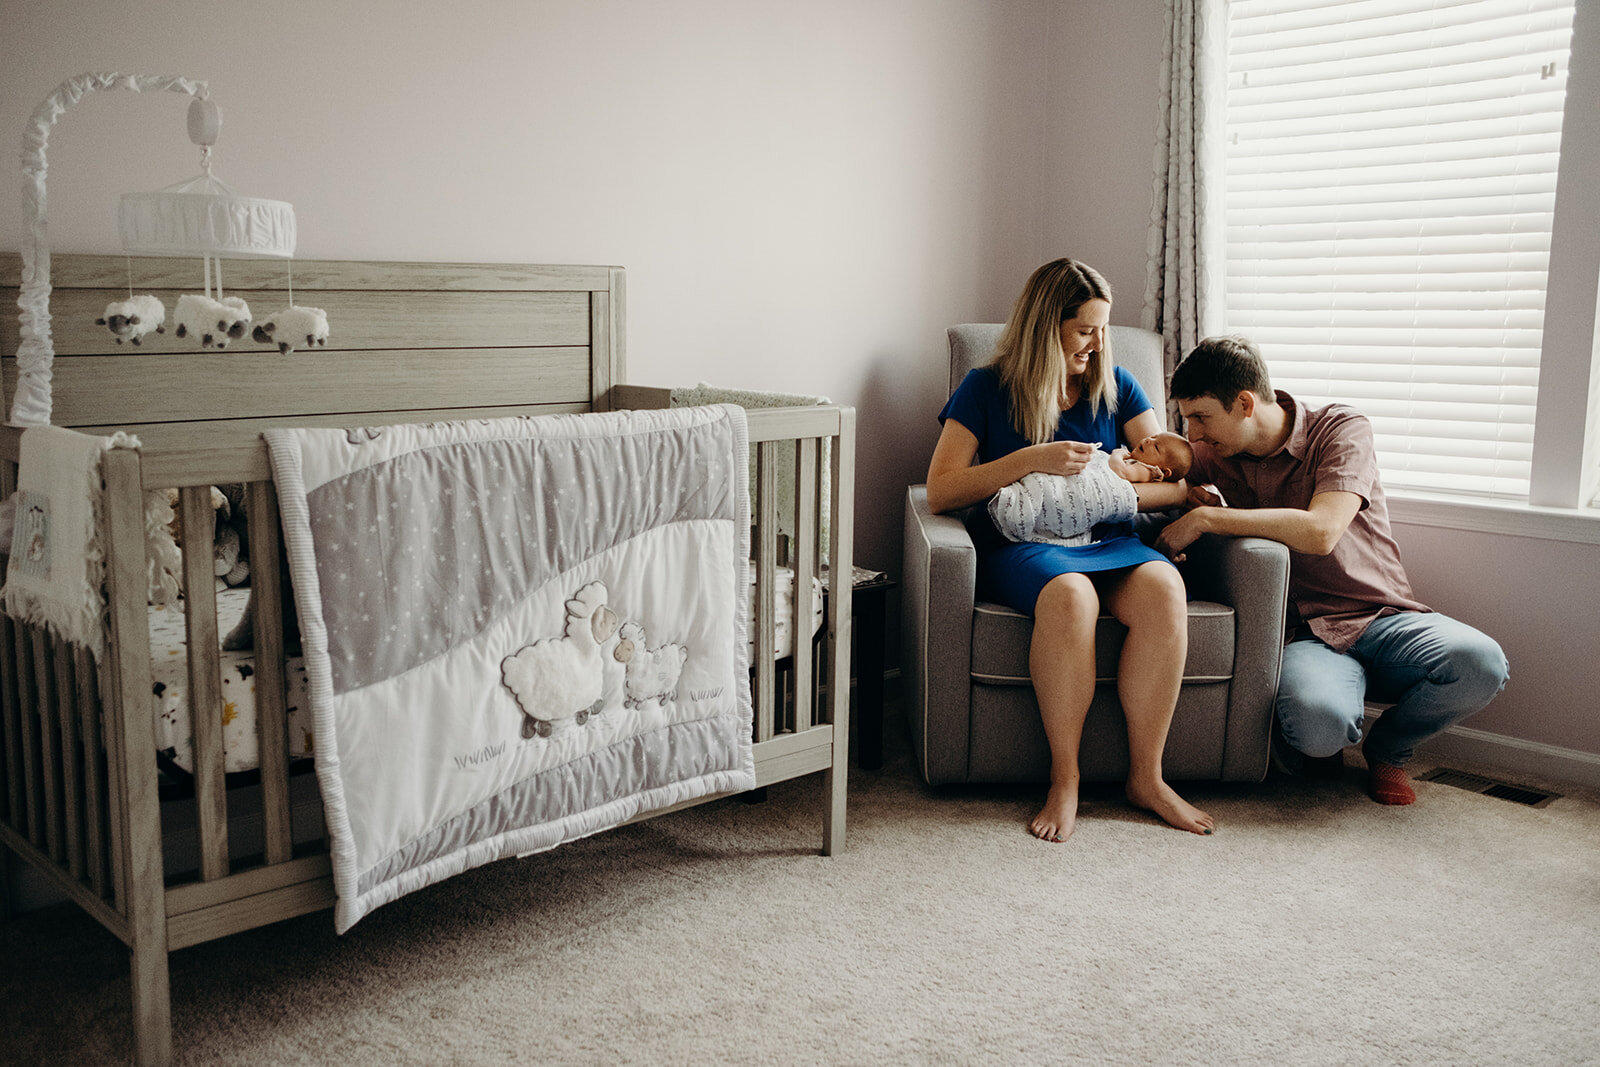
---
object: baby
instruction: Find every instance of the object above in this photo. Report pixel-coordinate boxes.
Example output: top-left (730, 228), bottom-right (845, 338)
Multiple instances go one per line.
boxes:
top-left (988, 431), bottom-right (1194, 547)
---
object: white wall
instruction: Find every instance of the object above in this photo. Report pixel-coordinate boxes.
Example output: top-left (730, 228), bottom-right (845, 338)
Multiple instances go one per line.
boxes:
top-left (3, 0), bottom-right (1595, 772)
top-left (1040, 0), bottom-right (1168, 319)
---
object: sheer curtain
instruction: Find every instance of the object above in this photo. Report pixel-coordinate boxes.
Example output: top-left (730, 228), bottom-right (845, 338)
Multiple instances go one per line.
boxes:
top-left (1142, 0), bottom-right (1228, 427)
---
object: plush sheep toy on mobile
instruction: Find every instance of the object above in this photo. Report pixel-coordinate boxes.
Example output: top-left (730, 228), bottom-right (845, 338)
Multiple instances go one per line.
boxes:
top-left (252, 306), bottom-right (329, 354)
top-left (174, 293), bottom-right (251, 349)
top-left (94, 295), bottom-right (166, 345)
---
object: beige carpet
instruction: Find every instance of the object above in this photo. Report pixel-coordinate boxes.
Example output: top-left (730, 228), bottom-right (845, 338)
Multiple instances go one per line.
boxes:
top-left (4, 718), bottom-right (1599, 1066)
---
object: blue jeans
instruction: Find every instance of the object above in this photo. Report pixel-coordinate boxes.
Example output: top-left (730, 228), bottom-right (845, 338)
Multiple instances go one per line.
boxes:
top-left (1276, 611), bottom-right (1509, 766)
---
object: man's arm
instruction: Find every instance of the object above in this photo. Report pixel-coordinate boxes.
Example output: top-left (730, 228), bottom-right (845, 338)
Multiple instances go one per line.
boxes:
top-left (1155, 489), bottom-right (1363, 561)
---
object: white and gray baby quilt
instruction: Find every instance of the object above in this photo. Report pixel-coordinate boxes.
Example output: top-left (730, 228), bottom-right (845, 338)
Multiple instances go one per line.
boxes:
top-left (265, 405), bottom-right (754, 932)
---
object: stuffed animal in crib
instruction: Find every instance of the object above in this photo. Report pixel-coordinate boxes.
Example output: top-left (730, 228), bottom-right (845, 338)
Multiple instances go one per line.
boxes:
top-left (615, 621), bottom-right (687, 708)
top-left (252, 306), bottom-right (329, 354)
top-left (174, 293), bottom-right (251, 349)
top-left (95, 295), bottom-right (166, 345)
top-left (500, 581), bottom-right (621, 738)
top-left (164, 483), bottom-right (250, 587)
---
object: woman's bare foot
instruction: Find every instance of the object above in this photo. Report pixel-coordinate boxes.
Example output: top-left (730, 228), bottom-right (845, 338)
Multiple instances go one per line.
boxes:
top-left (1030, 780), bottom-right (1079, 842)
top-left (1126, 777), bottom-right (1214, 835)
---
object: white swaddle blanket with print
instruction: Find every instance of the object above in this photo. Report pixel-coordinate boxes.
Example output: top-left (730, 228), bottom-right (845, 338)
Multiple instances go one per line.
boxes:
top-left (988, 450), bottom-right (1137, 547)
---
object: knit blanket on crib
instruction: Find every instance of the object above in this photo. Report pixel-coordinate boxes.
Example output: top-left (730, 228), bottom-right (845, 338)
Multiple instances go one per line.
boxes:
top-left (265, 406), bottom-right (755, 933)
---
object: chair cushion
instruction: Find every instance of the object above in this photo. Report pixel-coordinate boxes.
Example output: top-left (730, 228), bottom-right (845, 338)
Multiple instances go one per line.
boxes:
top-left (969, 599), bottom-right (1235, 684)
top-left (968, 679), bottom-right (1231, 781)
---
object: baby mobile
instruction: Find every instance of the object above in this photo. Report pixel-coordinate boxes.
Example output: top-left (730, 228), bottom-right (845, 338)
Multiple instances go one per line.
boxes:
top-left (10, 72), bottom-right (328, 429)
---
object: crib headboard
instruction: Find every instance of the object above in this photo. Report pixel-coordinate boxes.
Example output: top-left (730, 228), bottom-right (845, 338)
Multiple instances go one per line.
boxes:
top-left (0, 254), bottom-right (626, 476)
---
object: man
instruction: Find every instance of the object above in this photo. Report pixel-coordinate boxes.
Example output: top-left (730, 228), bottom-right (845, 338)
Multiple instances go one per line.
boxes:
top-left (1156, 336), bottom-right (1508, 805)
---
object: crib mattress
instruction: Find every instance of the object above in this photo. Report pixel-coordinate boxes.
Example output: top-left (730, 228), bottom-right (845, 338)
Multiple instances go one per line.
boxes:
top-left (150, 570), bottom-right (824, 775)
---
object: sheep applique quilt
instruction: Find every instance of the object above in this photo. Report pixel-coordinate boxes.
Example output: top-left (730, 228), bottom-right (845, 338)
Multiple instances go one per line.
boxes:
top-left (264, 405), bottom-right (754, 932)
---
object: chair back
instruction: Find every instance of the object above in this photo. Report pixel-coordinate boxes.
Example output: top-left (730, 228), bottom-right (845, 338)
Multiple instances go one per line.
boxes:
top-left (946, 323), bottom-right (1167, 414)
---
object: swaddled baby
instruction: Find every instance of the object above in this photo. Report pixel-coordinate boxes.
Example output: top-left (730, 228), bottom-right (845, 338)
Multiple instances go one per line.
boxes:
top-left (988, 430), bottom-right (1193, 547)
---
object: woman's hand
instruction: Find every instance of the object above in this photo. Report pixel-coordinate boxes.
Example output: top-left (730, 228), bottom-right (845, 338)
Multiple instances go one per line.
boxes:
top-left (1025, 440), bottom-right (1098, 478)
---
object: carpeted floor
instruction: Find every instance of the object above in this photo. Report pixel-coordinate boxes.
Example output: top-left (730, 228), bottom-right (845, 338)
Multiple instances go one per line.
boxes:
top-left (4, 712), bottom-right (1599, 1066)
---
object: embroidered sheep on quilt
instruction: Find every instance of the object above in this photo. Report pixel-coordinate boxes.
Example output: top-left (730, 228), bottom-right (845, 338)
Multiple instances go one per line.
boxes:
top-left (500, 581), bottom-right (621, 739)
top-left (95, 295), bottom-right (166, 345)
top-left (174, 294), bottom-right (251, 349)
top-left (615, 621), bottom-right (686, 708)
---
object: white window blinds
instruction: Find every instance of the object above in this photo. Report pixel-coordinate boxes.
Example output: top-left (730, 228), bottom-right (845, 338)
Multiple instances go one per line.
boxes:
top-left (1225, 0), bottom-right (1576, 498)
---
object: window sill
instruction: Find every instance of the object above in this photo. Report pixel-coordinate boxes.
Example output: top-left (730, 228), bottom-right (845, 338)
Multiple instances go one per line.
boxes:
top-left (1386, 491), bottom-right (1600, 546)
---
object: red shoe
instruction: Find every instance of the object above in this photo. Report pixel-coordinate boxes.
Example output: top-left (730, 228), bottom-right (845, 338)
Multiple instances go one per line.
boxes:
top-left (1363, 745), bottom-right (1416, 806)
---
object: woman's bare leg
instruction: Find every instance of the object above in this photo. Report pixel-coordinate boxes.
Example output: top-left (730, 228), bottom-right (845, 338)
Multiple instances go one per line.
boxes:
top-left (1028, 573), bottom-right (1099, 842)
top-left (1102, 562), bottom-right (1214, 835)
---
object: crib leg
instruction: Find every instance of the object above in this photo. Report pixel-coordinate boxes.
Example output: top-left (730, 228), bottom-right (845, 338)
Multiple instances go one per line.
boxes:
top-left (129, 938), bottom-right (173, 1067)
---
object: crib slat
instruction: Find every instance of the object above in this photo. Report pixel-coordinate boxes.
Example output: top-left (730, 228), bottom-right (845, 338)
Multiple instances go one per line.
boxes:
top-left (53, 638), bottom-right (84, 881)
top-left (0, 465), bottom-right (16, 830)
top-left (753, 442), bottom-right (778, 743)
top-left (791, 438), bottom-right (819, 733)
top-left (13, 620), bottom-right (43, 847)
top-left (822, 409), bottom-right (855, 856)
top-left (30, 631), bottom-right (66, 864)
top-left (179, 486), bottom-right (231, 881)
top-left (247, 480), bottom-right (293, 866)
top-left (76, 644), bottom-right (111, 900)
top-left (1, 614), bottom-right (24, 831)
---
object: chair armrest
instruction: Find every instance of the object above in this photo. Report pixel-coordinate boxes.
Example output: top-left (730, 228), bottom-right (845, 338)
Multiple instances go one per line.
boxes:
top-left (902, 486), bottom-right (977, 784)
top-left (1181, 533), bottom-right (1289, 781)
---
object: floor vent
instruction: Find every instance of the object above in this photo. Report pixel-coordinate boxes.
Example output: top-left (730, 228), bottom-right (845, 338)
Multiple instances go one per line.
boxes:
top-left (1416, 768), bottom-right (1559, 808)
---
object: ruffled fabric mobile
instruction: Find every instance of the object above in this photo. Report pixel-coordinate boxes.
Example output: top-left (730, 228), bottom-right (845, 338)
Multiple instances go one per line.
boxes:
top-left (11, 71), bottom-right (329, 435)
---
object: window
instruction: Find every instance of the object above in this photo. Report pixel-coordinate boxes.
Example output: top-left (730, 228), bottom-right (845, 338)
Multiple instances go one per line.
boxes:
top-left (1225, 0), bottom-right (1578, 500)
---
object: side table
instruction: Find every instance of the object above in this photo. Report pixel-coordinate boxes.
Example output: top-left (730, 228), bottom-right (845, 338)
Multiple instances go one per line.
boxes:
top-left (840, 572), bottom-right (895, 770)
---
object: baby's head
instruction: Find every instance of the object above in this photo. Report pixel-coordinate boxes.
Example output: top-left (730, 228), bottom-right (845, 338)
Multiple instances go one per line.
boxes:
top-left (1127, 430), bottom-right (1194, 482)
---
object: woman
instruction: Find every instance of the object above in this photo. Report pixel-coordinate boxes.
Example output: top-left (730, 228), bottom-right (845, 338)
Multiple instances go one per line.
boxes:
top-left (926, 259), bottom-right (1213, 842)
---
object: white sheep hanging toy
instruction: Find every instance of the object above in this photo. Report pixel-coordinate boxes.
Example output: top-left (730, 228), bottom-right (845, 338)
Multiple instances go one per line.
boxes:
top-left (252, 305), bottom-right (329, 354)
top-left (95, 294), bottom-right (166, 345)
top-left (174, 293), bottom-right (251, 349)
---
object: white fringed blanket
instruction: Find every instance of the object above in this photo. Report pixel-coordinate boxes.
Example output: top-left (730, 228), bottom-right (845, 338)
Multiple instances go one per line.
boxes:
top-left (1, 426), bottom-right (140, 657)
top-left (265, 406), bottom-right (755, 932)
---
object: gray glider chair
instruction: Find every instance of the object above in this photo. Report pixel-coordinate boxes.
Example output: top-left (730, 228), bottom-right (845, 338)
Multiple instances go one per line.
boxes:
top-left (901, 323), bottom-right (1290, 786)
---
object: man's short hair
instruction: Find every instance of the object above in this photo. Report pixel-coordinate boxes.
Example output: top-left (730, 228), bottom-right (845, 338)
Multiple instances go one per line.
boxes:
top-left (1170, 335), bottom-right (1273, 411)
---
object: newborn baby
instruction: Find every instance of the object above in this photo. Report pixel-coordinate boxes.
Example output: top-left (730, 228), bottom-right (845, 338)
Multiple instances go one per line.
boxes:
top-left (988, 431), bottom-right (1194, 547)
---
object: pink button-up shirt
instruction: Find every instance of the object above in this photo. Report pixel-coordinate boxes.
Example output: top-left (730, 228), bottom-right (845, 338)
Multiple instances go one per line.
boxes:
top-left (1189, 391), bottom-right (1430, 652)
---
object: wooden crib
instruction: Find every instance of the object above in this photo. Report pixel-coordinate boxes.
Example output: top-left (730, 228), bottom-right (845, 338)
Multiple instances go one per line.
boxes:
top-left (0, 253), bottom-right (855, 1066)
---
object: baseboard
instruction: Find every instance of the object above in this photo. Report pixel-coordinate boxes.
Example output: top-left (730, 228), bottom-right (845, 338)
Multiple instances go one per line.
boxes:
top-left (1366, 706), bottom-right (1600, 791)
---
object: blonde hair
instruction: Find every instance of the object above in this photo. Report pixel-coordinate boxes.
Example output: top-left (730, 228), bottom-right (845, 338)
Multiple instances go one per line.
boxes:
top-left (989, 259), bottom-right (1116, 444)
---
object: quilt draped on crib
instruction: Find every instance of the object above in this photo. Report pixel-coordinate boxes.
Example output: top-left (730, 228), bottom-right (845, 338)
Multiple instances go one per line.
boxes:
top-left (265, 405), bottom-right (755, 933)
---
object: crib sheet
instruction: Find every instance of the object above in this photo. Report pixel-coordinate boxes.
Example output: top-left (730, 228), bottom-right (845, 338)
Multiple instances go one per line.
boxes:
top-left (149, 571), bottom-right (822, 776)
top-left (149, 587), bottom-right (313, 775)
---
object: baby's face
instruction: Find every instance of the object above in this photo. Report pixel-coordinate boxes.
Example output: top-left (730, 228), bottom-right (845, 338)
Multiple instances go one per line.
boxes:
top-left (1128, 434), bottom-right (1187, 480)
top-left (1128, 434), bottom-right (1171, 468)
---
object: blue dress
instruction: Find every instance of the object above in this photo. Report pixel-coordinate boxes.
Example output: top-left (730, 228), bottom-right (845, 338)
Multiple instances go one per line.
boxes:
top-left (938, 365), bottom-right (1172, 615)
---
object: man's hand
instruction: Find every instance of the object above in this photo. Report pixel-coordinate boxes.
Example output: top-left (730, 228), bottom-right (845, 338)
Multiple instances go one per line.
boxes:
top-left (1155, 507), bottom-right (1213, 562)
top-left (1185, 483), bottom-right (1225, 509)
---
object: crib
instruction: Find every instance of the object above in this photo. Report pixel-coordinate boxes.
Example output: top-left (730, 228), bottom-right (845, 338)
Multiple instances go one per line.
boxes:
top-left (0, 253), bottom-right (855, 1066)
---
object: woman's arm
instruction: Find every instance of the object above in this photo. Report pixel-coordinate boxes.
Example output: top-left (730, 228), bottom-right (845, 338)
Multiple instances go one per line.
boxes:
top-left (925, 420), bottom-right (1098, 514)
